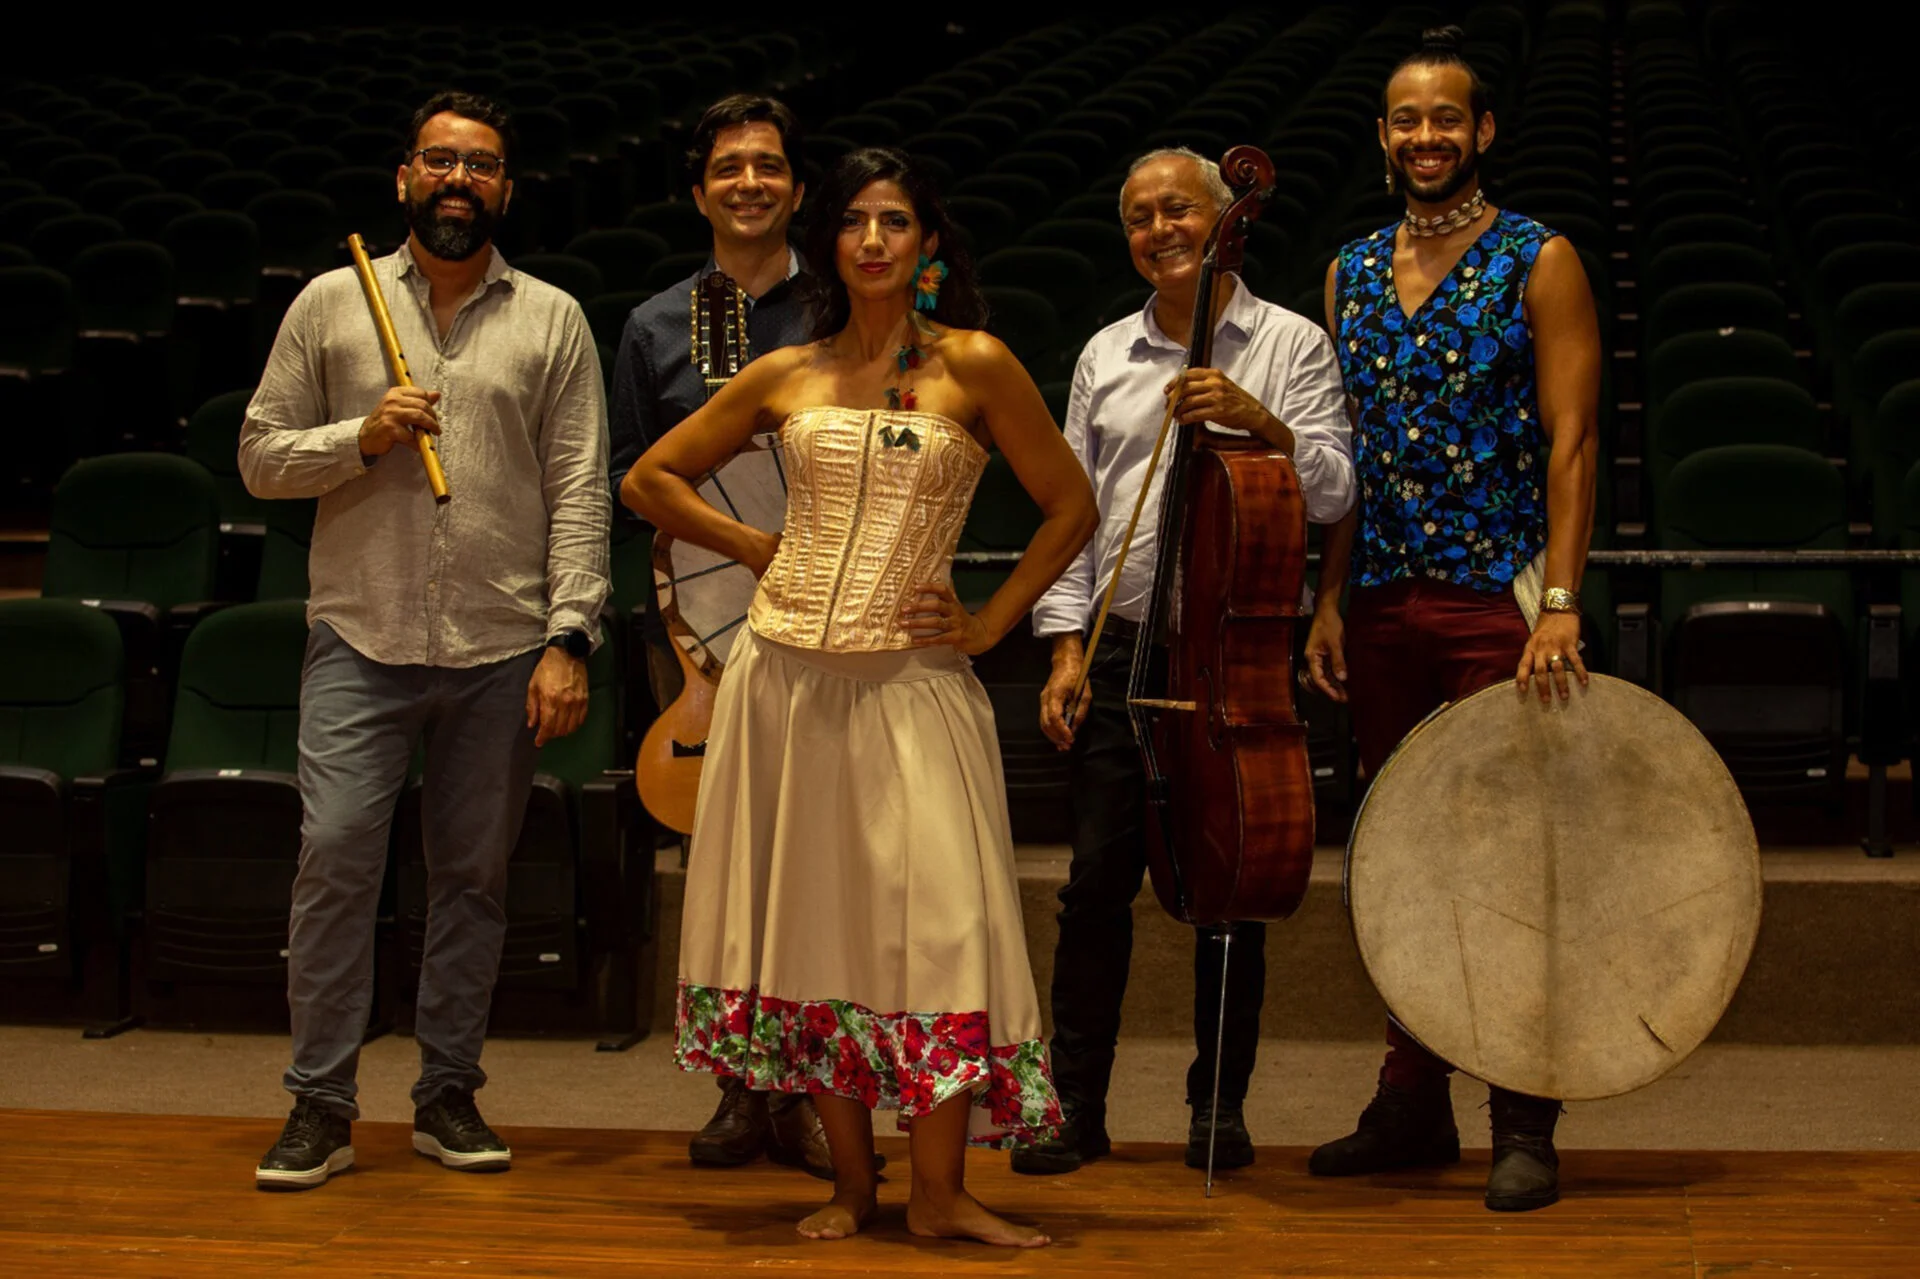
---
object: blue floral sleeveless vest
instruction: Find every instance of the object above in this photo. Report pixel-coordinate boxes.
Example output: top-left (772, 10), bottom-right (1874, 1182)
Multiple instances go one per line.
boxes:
top-left (1333, 209), bottom-right (1557, 591)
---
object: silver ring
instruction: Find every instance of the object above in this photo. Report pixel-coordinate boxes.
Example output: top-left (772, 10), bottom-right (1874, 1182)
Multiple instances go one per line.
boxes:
top-left (1548, 655), bottom-right (1565, 667)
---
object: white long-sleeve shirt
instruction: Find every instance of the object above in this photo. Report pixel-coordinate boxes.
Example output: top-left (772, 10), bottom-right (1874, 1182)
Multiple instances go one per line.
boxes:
top-left (1031, 277), bottom-right (1355, 638)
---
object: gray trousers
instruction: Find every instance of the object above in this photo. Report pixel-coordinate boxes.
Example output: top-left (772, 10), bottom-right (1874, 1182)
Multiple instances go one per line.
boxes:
top-left (283, 621), bottom-right (542, 1118)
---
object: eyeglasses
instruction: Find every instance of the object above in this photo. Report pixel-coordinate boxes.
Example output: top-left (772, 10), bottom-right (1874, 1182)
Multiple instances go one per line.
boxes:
top-left (411, 147), bottom-right (505, 182)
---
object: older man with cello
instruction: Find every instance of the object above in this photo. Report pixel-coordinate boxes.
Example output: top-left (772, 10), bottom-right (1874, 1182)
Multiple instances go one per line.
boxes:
top-left (1018, 145), bottom-right (1354, 1177)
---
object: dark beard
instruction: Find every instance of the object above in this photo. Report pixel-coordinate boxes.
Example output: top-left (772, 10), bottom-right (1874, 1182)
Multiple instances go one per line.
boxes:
top-left (406, 186), bottom-right (497, 261)
top-left (1392, 142), bottom-right (1480, 203)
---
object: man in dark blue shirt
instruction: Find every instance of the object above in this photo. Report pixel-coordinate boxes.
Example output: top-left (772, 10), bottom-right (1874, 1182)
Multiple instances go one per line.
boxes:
top-left (606, 94), bottom-right (813, 494)
top-left (605, 93), bottom-right (828, 1180)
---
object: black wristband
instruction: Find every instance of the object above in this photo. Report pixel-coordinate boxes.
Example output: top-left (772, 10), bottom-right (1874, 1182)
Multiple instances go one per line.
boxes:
top-left (547, 628), bottom-right (591, 660)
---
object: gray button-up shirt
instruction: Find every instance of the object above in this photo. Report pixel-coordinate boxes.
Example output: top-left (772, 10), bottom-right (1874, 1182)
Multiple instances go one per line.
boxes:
top-left (1031, 277), bottom-right (1355, 638)
top-left (239, 243), bottom-right (611, 669)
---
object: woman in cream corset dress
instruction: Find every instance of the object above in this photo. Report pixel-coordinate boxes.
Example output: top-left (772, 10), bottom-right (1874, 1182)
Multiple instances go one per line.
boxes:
top-left (623, 148), bottom-right (1097, 1248)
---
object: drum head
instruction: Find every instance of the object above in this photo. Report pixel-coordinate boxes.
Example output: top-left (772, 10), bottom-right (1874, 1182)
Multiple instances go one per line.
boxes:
top-left (1347, 674), bottom-right (1760, 1101)
top-left (655, 437), bottom-right (786, 675)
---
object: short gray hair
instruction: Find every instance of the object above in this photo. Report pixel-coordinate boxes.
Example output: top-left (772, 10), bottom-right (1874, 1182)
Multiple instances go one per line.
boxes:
top-left (1118, 147), bottom-right (1233, 224)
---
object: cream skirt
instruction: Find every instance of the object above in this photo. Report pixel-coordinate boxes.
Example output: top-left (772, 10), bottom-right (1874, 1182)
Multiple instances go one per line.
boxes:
top-left (673, 626), bottom-right (1060, 1148)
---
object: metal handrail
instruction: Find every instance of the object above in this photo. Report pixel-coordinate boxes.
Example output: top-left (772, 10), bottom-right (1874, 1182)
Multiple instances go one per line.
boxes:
top-left (951, 549), bottom-right (1920, 568)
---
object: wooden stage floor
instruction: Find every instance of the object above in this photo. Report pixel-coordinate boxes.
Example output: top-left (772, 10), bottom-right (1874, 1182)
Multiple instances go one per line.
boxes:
top-left (2, 1110), bottom-right (1915, 1277)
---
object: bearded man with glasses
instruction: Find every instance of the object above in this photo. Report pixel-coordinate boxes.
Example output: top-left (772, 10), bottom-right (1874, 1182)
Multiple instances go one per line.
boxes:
top-left (241, 91), bottom-right (611, 1191)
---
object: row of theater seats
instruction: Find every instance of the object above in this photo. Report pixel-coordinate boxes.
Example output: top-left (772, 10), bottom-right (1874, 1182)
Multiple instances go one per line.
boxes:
top-left (4, 428), bottom-right (1913, 1039)
top-left (1604, 17), bottom-right (1920, 549)
top-left (45, 380), bottom-right (1920, 820)
top-left (0, 9), bottom-right (1580, 502)
top-left (0, 592), bottom-right (653, 1038)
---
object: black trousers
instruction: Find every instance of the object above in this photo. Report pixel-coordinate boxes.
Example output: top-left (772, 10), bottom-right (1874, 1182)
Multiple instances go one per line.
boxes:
top-left (1044, 626), bottom-right (1267, 1115)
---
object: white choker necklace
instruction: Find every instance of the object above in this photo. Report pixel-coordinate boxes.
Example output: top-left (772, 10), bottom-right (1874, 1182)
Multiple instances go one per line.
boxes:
top-left (1403, 189), bottom-right (1487, 238)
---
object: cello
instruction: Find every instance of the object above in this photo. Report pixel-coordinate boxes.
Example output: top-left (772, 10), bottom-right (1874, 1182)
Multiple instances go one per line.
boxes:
top-left (1070, 144), bottom-right (1316, 1186)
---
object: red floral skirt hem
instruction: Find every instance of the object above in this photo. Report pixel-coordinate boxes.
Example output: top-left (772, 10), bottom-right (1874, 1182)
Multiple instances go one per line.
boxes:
top-left (674, 980), bottom-right (1062, 1150)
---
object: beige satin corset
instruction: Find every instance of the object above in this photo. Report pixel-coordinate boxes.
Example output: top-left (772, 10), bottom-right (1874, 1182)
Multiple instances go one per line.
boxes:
top-left (749, 407), bottom-right (989, 652)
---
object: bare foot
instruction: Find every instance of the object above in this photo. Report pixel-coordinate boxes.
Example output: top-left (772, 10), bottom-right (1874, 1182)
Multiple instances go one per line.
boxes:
top-left (907, 1189), bottom-right (1051, 1248)
top-left (796, 1188), bottom-right (876, 1241)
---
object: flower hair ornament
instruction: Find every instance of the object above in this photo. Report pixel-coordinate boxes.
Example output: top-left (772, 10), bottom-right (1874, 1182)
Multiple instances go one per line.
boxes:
top-left (914, 253), bottom-right (948, 311)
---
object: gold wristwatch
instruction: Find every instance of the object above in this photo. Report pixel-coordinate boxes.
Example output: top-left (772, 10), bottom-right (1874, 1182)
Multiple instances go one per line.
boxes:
top-left (1540, 587), bottom-right (1581, 614)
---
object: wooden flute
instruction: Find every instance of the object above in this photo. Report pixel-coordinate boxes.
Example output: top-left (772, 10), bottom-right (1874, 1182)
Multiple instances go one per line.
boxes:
top-left (346, 233), bottom-right (451, 504)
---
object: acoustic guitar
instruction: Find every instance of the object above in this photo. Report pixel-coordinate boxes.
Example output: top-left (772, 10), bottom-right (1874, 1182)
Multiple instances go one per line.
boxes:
top-left (634, 271), bottom-right (788, 832)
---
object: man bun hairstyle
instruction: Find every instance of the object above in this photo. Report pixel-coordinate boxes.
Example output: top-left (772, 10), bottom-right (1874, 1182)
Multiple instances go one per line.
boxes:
top-left (1383, 25), bottom-right (1491, 119)
top-left (685, 93), bottom-right (804, 188)
top-left (405, 90), bottom-right (515, 167)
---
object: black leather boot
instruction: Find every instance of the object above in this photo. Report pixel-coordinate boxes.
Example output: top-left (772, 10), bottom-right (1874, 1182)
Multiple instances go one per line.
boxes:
top-left (1308, 1077), bottom-right (1460, 1176)
top-left (1009, 1103), bottom-right (1111, 1175)
top-left (1486, 1088), bottom-right (1561, 1211)
top-left (1185, 1102), bottom-right (1255, 1170)
top-left (688, 1077), bottom-right (770, 1166)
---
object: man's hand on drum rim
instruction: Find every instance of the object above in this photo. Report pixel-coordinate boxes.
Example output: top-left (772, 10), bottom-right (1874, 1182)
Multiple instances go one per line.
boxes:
top-left (1517, 611), bottom-right (1588, 704)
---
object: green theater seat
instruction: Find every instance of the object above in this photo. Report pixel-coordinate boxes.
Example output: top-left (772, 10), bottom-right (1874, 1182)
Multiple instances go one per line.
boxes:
top-left (43, 454), bottom-right (223, 765)
top-left (1646, 376), bottom-right (1820, 495)
top-left (144, 600), bottom-right (309, 991)
top-left (1657, 445), bottom-right (1851, 808)
top-left (1644, 282), bottom-right (1789, 351)
top-left (1645, 329), bottom-right (1802, 414)
top-left (568, 228), bottom-right (671, 294)
top-left (1870, 382), bottom-right (1920, 547)
top-left (511, 253), bottom-right (605, 303)
top-left (1640, 243), bottom-right (1775, 304)
top-left (0, 599), bottom-right (146, 1025)
top-left (185, 389), bottom-right (269, 527)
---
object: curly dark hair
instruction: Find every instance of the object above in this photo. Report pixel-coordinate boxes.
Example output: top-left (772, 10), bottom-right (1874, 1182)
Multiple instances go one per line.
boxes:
top-left (1383, 25), bottom-right (1491, 120)
top-left (799, 147), bottom-right (987, 341)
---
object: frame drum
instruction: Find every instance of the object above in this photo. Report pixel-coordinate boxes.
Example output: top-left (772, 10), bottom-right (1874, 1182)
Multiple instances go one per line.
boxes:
top-left (1346, 674), bottom-right (1761, 1101)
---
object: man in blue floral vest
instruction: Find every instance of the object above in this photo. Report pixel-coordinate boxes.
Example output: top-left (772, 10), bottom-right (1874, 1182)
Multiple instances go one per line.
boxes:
top-left (1303, 27), bottom-right (1601, 1212)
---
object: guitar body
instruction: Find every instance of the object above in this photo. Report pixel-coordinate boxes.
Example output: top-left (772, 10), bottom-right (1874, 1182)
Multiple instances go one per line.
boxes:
top-left (635, 552), bottom-right (720, 833)
top-left (631, 271), bottom-right (782, 834)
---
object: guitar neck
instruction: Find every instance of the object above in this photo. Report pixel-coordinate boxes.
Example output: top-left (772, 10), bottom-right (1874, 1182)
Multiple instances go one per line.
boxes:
top-left (693, 271), bottom-right (748, 401)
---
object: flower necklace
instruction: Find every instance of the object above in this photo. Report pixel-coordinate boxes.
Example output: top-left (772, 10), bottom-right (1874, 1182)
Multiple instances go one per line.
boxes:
top-left (1403, 188), bottom-right (1487, 239)
top-left (882, 342), bottom-right (923, 450)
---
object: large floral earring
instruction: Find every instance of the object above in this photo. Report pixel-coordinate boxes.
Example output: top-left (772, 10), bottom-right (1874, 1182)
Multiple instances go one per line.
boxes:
top-left (914, 254), bottom-right (948, 312)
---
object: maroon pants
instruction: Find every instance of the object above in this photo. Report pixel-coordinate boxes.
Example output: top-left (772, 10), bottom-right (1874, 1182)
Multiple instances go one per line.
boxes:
top-left (1345, 578), bottom-right (1533, 1090)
